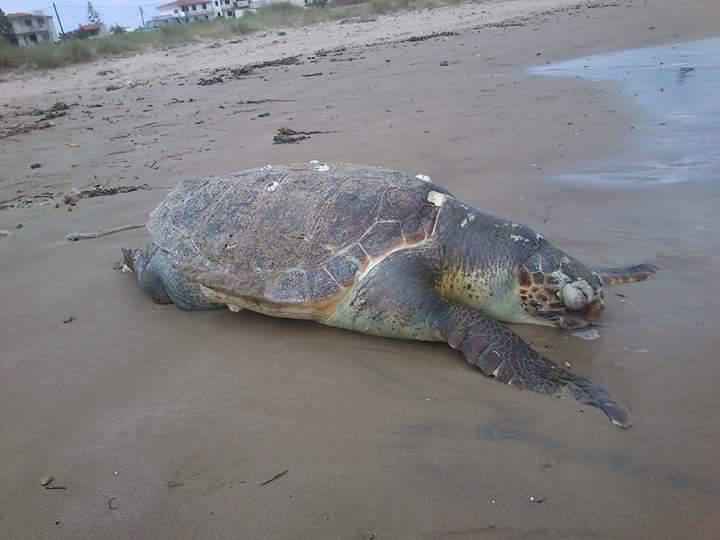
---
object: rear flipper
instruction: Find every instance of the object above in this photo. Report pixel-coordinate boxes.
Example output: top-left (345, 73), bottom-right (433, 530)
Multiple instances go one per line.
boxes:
top-left (436, 303), bottom-right (631, 428)
top-left (596, 263), bottom-right (658, 286)
top-left (121, 245), bottom-right (221, 311)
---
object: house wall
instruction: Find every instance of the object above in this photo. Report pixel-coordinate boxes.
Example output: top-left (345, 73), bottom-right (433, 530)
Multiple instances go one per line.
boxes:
top-left (10, 15), bottom-right (59, 47)
top-left (161, 0), bottom-right (253, 23)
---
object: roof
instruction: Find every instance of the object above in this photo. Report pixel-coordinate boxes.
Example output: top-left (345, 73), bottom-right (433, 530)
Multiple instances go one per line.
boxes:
top-left (79, 22), bottom-right (103, 31)
top-left (7, 12), bottom-right (38, 18)
top-left (158, 0), bottom-right (210, 9)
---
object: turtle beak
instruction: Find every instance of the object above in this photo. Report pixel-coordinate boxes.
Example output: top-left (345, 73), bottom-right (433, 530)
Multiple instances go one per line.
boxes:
top-left (555, 297), bottom-right (605, 329)
top-left (580, 297), bottom-right (605, 321)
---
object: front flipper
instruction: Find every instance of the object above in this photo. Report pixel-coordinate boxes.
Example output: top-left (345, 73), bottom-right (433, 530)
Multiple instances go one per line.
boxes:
top-left (326, 251), bottom-right (630, 428)
top-left (595, 263), bottom-right (657, 286)
top-left (437, 304), bottom-right (631, 428)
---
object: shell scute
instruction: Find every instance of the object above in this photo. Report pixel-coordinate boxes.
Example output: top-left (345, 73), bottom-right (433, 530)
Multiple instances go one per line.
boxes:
top-left (307, 269), bottom-right (342, 301)
top-left (360, 221), bottom-right (404, 258)
top-left (326, 253), bottom-right (362, 287)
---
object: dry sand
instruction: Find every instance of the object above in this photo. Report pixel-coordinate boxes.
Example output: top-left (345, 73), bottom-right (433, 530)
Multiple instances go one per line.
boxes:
top-left (1, 0), bottom-right (720, 538)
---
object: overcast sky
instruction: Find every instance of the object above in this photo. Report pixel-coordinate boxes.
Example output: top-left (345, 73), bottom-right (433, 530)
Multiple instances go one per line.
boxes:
top-left (1, 0), bottom-right (160, 30)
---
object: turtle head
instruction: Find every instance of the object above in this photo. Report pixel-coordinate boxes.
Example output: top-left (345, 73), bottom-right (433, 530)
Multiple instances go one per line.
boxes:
top-left (516, 242), bottom-right (604, 329)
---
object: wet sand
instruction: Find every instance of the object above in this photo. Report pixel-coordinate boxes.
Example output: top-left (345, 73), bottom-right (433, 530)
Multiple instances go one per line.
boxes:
top-left (1, 0), bottom-right (720, 538)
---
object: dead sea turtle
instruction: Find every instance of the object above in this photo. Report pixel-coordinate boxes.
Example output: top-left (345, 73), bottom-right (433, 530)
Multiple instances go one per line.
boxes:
top-left (122, 163), bottom-right (656, 427)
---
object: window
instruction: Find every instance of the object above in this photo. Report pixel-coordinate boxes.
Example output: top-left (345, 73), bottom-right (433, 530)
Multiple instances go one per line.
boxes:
top-left (224, 0), bottom-right (229, 5)
top-left (227, 10), bottom-right (233, 16)
top-left (182, 6), bottom-right (188, 11)
top-left (202, 3), bottom-right (206, 8)
top-left (214, 1), bottom-right (218, 5)
top-left (174, 9), bottom-right (179, 14)
top-left (191, 5), bottom-right (196, 10)
top-left (28, 33), bottom-right (37, 43)
top-left (25, 19), bottom-right (33, 27)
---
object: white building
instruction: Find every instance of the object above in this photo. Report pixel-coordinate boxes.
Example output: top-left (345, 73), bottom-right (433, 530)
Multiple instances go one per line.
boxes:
top-left (7, 11), bottom-right (59, 47)
top-left (155, 0), bottom-right (250, 22)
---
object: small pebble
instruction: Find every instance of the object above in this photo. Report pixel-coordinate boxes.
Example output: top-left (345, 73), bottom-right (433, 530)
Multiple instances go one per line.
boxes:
top-left (40, 476), bottom-right (53, 487)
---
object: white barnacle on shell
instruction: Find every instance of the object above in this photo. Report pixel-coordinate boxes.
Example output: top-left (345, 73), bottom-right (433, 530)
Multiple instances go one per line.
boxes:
top-left (460, 218), bottom-right (468, 228)
top-left (416, 174), bottom-right (432, 182)
top-left (266, 181), bottom-right (280, 192)
top-left (468, 214), bottom-right (476, 222)
top-left (261, 164), bottom-right (273, 171)
top-left (426, 190), bottom-right (447, 207)
top-left (510, 234), bottom-right (530, 243)
top-left (314, 163), bottom-right (330, 172)
top-left (536, 233), bottom-right (544, 241)
top-left (309, 159), bottom-right (320, 164)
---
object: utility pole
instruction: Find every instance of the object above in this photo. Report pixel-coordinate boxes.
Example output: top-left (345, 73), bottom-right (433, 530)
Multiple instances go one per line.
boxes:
top-left (53, 2), bottom-right (65, 36)
top-left (139, 6), bottom-right (145, 28)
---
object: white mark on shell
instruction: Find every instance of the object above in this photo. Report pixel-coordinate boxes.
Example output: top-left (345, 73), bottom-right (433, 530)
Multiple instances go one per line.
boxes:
top-left (266, 181), bottom-right (280, 192)
top-left (511, 223), bottom-right (520, 228)
top-left (314, 164), bottom-right (330, 172)
top-left (468, 214), bottom-right (476, 222)
top-left (121, 264), bottom-right (134, 274)
top-left (309, 159), bottom-right (320, 164)
top-left (227, 304), bottom-right (242, 313)
top-left (261, 164), bottom-right (273, 171)
top-left (416, 174), bottom-right (432, 182)
top-left (460, 218), bottom-right (468, 228)
top-left (426, 190), bottom-right (447, 207)
top-left (510, 234), bottom-right (530, 243)
top-left (536, 233), bottom-right (544, 241)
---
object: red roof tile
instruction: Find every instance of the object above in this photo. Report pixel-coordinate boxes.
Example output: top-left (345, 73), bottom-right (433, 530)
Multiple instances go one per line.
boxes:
top-left (79, 22), bottom-right (103, 31)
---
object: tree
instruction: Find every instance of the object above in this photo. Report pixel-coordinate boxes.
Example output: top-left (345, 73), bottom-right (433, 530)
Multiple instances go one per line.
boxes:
top-left (0, 8), bottom-right (19, 46)
top-left (87, 1), bottom-right (102, 23)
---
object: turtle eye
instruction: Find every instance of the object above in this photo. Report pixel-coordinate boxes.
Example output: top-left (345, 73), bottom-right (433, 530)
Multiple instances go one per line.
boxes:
top-left (560, 280), bottom-right (594, 311)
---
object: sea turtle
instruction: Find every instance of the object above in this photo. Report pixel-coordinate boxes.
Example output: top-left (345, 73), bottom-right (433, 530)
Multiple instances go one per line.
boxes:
top-left (122, 163), bottom-right (656, 427)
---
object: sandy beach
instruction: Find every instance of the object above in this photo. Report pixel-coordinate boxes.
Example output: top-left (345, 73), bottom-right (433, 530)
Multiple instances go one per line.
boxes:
top-left (1, 0), bottom-right (719, 538)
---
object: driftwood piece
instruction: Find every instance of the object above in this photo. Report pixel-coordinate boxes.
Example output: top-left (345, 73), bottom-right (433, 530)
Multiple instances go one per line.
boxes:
top-left (66, 223), bottom-right (145, 242)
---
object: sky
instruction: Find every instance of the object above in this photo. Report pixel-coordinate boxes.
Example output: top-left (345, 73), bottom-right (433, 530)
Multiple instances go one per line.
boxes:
top-left (1, 0), bottom-right (162, 30)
